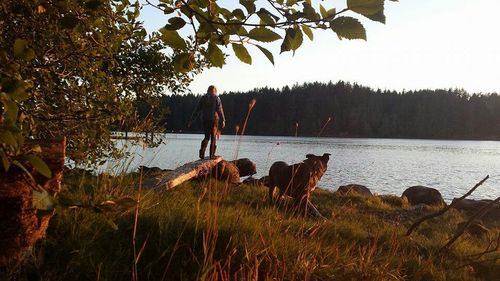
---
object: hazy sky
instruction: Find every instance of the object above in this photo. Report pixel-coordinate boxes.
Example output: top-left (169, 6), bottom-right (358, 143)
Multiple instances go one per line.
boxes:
top-left (141, 0), bottom-right (500, 94)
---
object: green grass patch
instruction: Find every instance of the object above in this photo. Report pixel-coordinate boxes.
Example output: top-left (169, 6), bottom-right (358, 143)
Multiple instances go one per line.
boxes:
top-left (6, 172), bottom-right (499, 281)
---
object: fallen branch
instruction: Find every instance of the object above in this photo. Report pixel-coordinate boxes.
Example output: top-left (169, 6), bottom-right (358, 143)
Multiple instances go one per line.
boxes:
top-left (439, 196), bottom-right (500, 252)
top-left (406, 175), bottom-right (489, 236)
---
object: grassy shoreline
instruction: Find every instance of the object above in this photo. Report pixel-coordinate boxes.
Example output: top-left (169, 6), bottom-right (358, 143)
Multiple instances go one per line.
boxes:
top-left (6, 171), bottom-right (500, 280)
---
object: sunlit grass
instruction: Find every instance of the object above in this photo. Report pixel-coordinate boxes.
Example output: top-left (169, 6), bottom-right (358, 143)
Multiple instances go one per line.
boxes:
top-left (15, 172), bottom-right (500, 281)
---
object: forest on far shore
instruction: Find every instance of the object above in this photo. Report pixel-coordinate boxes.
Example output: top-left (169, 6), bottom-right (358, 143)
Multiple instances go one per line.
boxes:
top-left (137, 81), bottom-right (500, 140)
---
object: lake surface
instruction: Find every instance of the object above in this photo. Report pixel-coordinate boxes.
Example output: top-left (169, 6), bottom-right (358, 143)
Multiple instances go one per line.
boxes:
top-left (105, 134), bottom-right (500, 201)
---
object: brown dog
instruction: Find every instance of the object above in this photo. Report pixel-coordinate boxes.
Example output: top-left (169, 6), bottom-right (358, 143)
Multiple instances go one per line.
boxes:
top-left (268, 153), bottom-right (331, 212)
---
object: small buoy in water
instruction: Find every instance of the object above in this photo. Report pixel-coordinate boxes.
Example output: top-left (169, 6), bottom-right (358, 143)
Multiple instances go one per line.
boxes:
top-left (277, 142), bottom-right (280, 145)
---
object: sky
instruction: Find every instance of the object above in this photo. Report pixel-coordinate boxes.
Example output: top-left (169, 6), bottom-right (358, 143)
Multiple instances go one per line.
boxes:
top-left (140, 0), bottom-right (500, 95)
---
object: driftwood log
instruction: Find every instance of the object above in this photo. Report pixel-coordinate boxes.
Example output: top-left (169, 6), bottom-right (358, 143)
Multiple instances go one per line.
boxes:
top-left (147, 157), bottom-right (223, 189)
top-left (0, 138), bottom-right (65, 266)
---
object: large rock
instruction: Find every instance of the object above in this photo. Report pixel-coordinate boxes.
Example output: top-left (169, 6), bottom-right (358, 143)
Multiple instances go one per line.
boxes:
top-left (211, 160), bottom-right (240, 184)
top-left (402, 186), bottom-right (445, 207)
top-left (337, 184), bottom-right (373, 196)
top-left (451, 198), bottom-right (500, 221)
top-left (230, 158), bottom-right (256, 177)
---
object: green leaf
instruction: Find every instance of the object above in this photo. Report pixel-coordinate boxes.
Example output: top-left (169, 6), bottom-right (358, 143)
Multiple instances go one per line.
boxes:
top-left (207, 43), bottom-right (225, 68)
top-left (164, 17), bottom-right (186, 30)
top-left (302, 25), bottom-right (314, 41)
top-left (231, 8), bottom-right (246, 20)
top-left (326, 7), bottom-right (337, 18)
top-left (232, 44), bottom-right (252, 64)
top-left (348, 0), bottom-right (384, 15)
top-left (319, 4), bottom-right (328, 18)
top-left (256, 45), bottom-right (274, 65)
top-left (256, 8), bottom-right (279, 24)
top-left (257, 11), bottom-right (275, 25)
top-left (32, 188), bottom-right (56, 211)
top-left (159, 28), bottom-right (187, 49)
top-left (25, 154), bottom-right (52, 178)
top-left (0, 131), bottom-right (17, 148)
top-left (239, 0), bottom-right (256, 14)
top-left (172, 53), bottom-right (192, 73)
top-left (247, 28), bottom-right (282, 42)
top-left (4, 99), bottom-right (18, 121)
top-left (347, 0), bottom-right (385, 23)
top-left (330, 16), bottom-right (367, 40)
top-left (303, 3), bottom-right (319, 21)
top-left (365, 10), bottom-right (386, 24)
top-left (280, 27), bottom-right (303, 54)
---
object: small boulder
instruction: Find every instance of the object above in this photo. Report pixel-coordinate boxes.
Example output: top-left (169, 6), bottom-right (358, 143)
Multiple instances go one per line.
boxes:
top-left (402, 186), bottom-right (445, 207)
top-left (452, 198), bottom-right (500, 221)
top-left (230, 158), bottom-right (256, 177)
top-left (337, 184), bottom-right (373, 196)
top-left (211, 160), bottom-right (240, 184)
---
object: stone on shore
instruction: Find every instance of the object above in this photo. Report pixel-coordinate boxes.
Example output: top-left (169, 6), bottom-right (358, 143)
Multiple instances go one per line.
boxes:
top-left (402, 186), bottom-right (445, 207)
top-left (230, 158), bottom-right (257, 177)
top-left (337, 184), bottom-right (373, 196)
top-left (211, 160), bottom-right (240, 184)
top-left (451, 198), bottom-right (500, 221)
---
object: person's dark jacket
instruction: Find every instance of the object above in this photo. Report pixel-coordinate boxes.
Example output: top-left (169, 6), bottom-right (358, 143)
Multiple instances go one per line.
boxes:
top-left (193, 93), bottom-right (225, 123)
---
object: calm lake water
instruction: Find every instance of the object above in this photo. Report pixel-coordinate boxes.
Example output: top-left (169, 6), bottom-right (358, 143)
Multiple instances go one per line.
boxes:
top-left (105, 134), bottom-right (500, 201)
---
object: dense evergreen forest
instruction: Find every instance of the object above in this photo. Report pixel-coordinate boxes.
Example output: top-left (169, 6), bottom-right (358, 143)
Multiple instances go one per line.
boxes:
top-left (139, 81), bottom-right (500, 140)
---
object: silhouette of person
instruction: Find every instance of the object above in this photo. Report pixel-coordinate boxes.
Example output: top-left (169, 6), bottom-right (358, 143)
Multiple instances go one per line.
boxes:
top-left (189, 85), bottom-right (226, 159)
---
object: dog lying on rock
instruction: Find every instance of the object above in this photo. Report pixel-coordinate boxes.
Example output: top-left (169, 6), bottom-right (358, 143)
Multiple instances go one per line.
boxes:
top-left (268, 153), bottom-right (330, 214)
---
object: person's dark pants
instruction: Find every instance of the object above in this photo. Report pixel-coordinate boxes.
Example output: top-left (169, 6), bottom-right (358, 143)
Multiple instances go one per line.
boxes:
top-left (200, 119), bottom-right (217, 159)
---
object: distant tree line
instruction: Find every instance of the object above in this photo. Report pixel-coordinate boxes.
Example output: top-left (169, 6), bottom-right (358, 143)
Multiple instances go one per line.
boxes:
top-left (137, 81), bottom-right (500, 140)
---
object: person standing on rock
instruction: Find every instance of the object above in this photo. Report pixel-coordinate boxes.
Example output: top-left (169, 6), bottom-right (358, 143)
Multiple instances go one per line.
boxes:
top-left (189, 85), bottom-right (226, 159)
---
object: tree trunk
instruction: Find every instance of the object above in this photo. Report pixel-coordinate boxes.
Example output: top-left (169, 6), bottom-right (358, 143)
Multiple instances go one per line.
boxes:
top-left (0, 138), bottom-right (65, 266)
